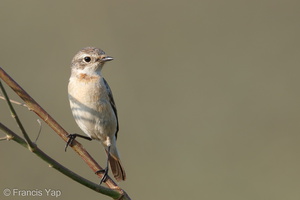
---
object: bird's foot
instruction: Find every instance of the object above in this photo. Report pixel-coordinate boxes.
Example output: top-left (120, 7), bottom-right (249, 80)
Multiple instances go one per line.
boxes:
top-left (64, 133), bottom-right (92, 152)
top-left (96, 167), bottom-right (109, 184)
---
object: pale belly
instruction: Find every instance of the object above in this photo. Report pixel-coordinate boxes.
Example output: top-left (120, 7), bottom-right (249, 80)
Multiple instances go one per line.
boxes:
top-left (68, 78), bottom-right (117, 144)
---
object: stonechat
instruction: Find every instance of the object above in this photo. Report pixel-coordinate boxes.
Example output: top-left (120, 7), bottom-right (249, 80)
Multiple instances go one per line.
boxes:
top-left (66, 47), bottom-right (126, 184)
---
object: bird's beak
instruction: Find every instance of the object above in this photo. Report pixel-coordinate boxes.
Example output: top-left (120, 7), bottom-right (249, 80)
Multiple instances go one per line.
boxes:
top-left (100, 55), bottom-right (114, 62)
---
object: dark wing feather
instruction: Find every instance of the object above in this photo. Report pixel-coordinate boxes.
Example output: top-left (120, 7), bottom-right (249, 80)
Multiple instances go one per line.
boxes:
top-left (103, 78), bottom-right (119, 139)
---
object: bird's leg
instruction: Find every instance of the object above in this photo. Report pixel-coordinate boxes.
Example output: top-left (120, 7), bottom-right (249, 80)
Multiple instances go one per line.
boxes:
top-left (64, 133), bottom-right (92, 152)
top-left (95, 146), bottom-right (111, 184)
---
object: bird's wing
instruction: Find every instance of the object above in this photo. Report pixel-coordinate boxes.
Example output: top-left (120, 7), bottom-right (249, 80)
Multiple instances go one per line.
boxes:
top-left (103, 78), bottom-right (119, 139)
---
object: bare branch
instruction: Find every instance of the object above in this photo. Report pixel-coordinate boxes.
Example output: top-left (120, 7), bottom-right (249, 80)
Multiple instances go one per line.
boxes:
top-left (34, 119), bottom-right (42, 143)
top-left (0, 80), bottom-right (35, 150)
top-left (0, 95), bottom-right (28, 108)
top-left (0, 136), bottom-right (9, 141)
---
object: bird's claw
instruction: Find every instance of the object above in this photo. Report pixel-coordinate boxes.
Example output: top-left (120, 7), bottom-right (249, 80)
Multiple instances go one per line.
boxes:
top-left (65, 134), bottom-right (76, 152)
top-left (64, 134), bottom-right (92, 152)
top-left (96, 167), bottom-right (109, 184)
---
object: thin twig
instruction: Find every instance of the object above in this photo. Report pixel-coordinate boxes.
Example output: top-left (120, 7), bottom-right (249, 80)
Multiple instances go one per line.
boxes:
top-left (34, 119), bottom-right (42, 143)
top-left (0, 80), bottom-right (35, 150)
top-left (0, 95), bottom-right (28, 108)
top-left (0, 136), bottom-right (8, 141)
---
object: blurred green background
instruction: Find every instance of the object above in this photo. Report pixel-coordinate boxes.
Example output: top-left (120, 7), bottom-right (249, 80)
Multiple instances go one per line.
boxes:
top-left (1, 1), bottom-right (300, 199)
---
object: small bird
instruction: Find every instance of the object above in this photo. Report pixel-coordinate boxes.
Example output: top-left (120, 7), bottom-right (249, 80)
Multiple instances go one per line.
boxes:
top-left (66, 47), bottom-right (126, 184)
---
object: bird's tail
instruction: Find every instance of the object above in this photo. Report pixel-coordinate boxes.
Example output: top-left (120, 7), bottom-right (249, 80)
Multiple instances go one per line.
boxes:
top-left (109, 156), bottom-right (126, 181)
top-left (106, 146), bottom-right (126, 181)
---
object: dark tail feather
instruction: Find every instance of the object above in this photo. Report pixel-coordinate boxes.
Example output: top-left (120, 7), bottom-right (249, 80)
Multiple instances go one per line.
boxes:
top-left (109, 157), bottom-right (126, 181)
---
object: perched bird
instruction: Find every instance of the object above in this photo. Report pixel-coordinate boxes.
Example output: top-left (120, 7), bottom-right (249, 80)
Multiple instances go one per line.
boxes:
top-left (66, 47), bottom-right (126, 184)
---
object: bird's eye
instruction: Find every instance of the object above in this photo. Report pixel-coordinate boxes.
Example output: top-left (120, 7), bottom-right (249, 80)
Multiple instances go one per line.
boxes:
top-left (84, 56), bottom-right (91, 62)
